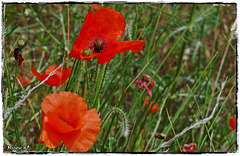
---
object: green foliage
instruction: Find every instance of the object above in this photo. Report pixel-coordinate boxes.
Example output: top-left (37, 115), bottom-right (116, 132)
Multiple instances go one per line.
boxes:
top-left (3, 3), bottom-right (236, 153)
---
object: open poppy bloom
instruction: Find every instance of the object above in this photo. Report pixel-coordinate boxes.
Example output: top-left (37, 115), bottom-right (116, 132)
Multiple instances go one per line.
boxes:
top-left (144, 98), bottom-right (160, 113)
top-left (31, 65), bottom-right (72, 86)
top-left (38, 91), bottom-right (101, 152)
top-left (181, 143), bottom-right (197, 152)
top-left (17, 75), bottom-right (32, 86)
top-left (70, 7), bottom-right (145, 65)
top-left (136, 75), bottom-right (155, 97)
top-left (230, 117), bottom-right (236, 133)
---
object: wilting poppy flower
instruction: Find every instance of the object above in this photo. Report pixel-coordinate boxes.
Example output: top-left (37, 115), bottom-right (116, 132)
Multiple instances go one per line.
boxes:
top-left (230, 117), bottom-right (236, 133)
top-left (31, 65), bottom-right (72, 86)
top-left (181, 143), bottom-right (197, 152)
top-left (70, 7), bottom-right (145, 65)
top-left (136, 75), bottom-right (155, 97)
top-left (17, 75), bottom-right (32, 86)
top-left (91, 4), bottom-right (103, 10)
top-left (38, 91), bottom-right (101, 152)
top-left (14, 48), bottom-right (24, 65)
top-left (144, 98), bottom-right (160, 113)
top-left (14, 40), bottom-right (27, 65)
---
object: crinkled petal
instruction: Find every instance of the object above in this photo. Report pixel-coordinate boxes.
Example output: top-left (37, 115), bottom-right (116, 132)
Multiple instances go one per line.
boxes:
top-left (62, 129), bottom-right (82, 152)
top-left (41, 91), bottom-right (88, 129)
top-left (63, 109), bottom-right (101, 152)
top-left (47, 111), bottom-right (75, 134)
top-left (38, 113), bottom-right (62, 148)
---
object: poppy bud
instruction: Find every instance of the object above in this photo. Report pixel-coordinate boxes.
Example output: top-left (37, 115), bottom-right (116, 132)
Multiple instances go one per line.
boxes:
top-left (117, 135), bottom-right (127, 148)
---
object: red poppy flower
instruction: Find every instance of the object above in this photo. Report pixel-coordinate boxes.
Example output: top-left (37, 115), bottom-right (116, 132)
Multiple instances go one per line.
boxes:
top-left (181, 143), bottom-right (197, 152)
top-left (70, 7), bottom-right (145, 65)
top-left (143, 98), bottom-right (160, 113)
top-left (17, 75), bottom-right (32, 86)
top-left (38, 91), bottom-right (101, 152)
top-left (31, 65), bottom-right (72, 86)
top-left (230, 117), bottom-right (236, 133)
top-left (91, 4), bottom-right (103, 10)
top-left (136, 75), bottom-right (155, 97)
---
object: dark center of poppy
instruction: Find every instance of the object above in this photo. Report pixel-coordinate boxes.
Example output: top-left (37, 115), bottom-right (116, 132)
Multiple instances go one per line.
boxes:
top-left (59, 115), bottom-right (71, 126)
top-left (89, 37), bottom-right (108, 53)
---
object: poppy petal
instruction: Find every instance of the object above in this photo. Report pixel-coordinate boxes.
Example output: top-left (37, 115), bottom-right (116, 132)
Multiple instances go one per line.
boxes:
top-left (113, 40), bottom-right (145, 54)
top-left (17, 75), bottom-right (32, 86)
top-left (45, 65), bottom-right (62, 75)
top-left (83, 10), bottom-right (95, 28)
top-left (230, 117), bottom-right (236, 132)
top-left (69, 10), bottom-right (96, 59)
top-left (86, 7), bottom-right (126, 43)
top-left (62, 129), bottom-right (82, 152)
top-left (151, 104), bottom-right (160, 113)
top-left (41, 92), bottom-right (88, 125)
top-left (92, 4), bottom-right (98, 10)
top-left (64, 109), bottom-right (101, 152)
top-left (31, 65), bottom-right (72, 86)
top-left (31, 68), bottom-right (48, 82)
top-left (61, 67), bottom-right (72, 83)
top-left (97, 54), bottom-right (115, 65)
top-left (47, 111), bottom-right (75, 134)
top-left (31, 67), bottom-right (60, 86)
top-left (143, 98), bottom-right (149, 107)
top-left (38, 113), bottom-right (62, 148)
top-left (92, 4), bottom-right (102, 11)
